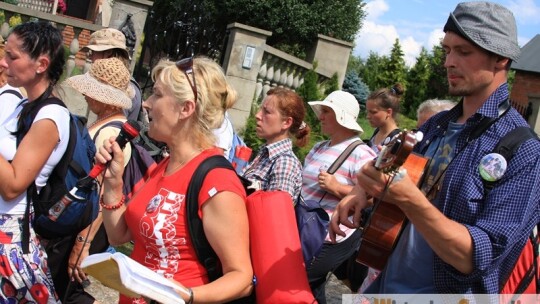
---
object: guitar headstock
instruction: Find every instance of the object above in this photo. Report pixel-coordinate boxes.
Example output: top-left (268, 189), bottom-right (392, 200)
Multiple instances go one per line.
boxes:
top-left (374, 130), bottom-right (423, 173)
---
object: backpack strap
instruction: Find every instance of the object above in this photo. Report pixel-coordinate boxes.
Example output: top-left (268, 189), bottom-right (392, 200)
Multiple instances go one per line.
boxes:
top-left (186, 155), bottom-right (235, 282)
top-left (92, 120), bottom-right (124, 141)
top-left (490, 127), bottom-right (540, 294)
top-left (0, 89), bottom-right (23, 99)
top-left (467, 98), bottom-right (511, 143)
top-left (16, 96), bottom-right (72, 254)
top-left (326, 140), bottom-right (364, 174)
top-left (484, 127), bottom-right (539, 194)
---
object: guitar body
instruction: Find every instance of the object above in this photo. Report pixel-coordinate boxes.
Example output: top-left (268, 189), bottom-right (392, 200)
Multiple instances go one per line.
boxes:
top-left (356, 133), bottom-right (429, 271)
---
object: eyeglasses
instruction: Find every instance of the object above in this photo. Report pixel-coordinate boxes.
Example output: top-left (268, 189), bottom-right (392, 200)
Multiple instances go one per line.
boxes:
top-left (176, 57), bottom-right (198, 102)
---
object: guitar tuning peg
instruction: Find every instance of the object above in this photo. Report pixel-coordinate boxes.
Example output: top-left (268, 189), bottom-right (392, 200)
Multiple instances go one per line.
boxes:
top-left (415, 131), bottom-right (424, 143)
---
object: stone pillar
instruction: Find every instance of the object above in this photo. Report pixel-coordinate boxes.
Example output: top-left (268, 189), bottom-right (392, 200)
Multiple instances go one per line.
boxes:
top-left (222, 22), bottom-right (272, 132)
top-left (306, 34), bottom-right (353, 88)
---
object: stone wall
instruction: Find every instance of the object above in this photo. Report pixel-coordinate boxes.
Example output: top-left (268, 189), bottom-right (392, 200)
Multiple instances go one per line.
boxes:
top-left (306, 34), bottom-right (353, 87)
top-left (221, 23), bottom-right (352, 132)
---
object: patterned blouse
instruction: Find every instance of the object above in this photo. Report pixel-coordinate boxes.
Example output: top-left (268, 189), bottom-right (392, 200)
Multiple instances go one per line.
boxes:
top-left (242, 138), bottom-right (302, 200)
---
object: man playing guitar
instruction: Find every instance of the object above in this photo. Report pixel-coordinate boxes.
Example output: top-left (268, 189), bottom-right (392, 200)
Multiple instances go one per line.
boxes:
top-left (330, 1), bottom-right (540, 296)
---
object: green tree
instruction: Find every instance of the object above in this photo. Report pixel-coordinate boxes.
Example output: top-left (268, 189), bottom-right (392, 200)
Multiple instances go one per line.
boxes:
top-left (359, 51), bottom-right (388, 91)
top-left (383, 39), bottom-right (408, 89)
top-left (426, 44), bottom-right (451, 100)
top-left (297, 68), bottom-right (322, 133)
top-left (347, 55), bottom-right (364, 75)
top-left (403, 47), bottom-right (431, 117)
top-left (140, 0), bottom-right (367, 70)
top-left (342, 71), bottom-right (370, 108)
top-left (223, 0), bottom-right (366, 58)
top-left (323, 73), bottom-right (340, 96)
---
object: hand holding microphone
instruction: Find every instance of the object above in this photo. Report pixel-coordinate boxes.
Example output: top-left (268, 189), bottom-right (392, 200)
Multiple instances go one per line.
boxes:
top-left (50, 120), bottom-right (142, 221)
top-left (88, 120), bottom-right (141, 179)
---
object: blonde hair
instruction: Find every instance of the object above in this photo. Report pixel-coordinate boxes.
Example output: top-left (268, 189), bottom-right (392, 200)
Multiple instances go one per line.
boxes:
top-left (151, 57), bottom-right (237, 148)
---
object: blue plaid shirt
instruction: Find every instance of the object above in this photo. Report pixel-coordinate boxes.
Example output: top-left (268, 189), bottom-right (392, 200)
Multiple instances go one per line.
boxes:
top-left (413, 83), bottom-right (540, 293)
top-left (243, 138), bottom-right (302, 200)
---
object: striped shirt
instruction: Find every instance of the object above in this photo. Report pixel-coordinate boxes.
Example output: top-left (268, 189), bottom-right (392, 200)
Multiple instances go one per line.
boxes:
top-left (243, 138), bottom-right (302, 200)
top-left (301, 137), bottom-right (376, 211)
top-left (301, 137), bottom-right (376, 242)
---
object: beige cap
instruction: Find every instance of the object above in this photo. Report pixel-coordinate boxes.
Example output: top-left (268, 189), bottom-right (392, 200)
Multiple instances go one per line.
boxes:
top-left (81, 28), bottom-right (129, 59)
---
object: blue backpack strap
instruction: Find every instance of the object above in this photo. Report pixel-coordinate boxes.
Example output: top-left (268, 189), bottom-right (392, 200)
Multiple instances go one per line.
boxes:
top-left (16, 95), bottom-right (72, 253)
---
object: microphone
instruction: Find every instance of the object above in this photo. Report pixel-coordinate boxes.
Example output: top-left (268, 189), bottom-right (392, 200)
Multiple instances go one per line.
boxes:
top-left (87, 120), bottom-right (141, 179)
top-left (48, 120), bottom-right (142, 221)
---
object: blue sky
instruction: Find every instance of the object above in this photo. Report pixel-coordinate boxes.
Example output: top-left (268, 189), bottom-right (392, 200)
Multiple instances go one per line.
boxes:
top-left (353, 0), bottom-right (540, 66)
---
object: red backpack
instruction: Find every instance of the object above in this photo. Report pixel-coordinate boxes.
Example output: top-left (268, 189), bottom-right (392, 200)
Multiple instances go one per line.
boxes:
top-left (500, 227), bottom-right (539, 299)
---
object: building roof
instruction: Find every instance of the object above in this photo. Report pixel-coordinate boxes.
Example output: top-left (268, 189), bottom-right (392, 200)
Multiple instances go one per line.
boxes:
top-left (512, 34), bottom-right (540, 73)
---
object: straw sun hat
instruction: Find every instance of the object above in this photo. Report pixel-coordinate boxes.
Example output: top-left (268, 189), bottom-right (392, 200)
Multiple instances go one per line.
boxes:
top-left (65, 57), bottom-right (133, 109)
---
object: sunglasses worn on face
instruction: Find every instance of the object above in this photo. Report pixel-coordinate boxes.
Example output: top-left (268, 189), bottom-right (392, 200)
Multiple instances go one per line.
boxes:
top-left (176, 57), bottom-right (198, 102)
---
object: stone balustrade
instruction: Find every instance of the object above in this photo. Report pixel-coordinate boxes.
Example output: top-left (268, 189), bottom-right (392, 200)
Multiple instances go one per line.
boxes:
top-left (16, 0), bottom-right (57, 14)
top-left (254, 44), bottom-right (332, 104)
top-left (0, 1), bottom-right (102, 78)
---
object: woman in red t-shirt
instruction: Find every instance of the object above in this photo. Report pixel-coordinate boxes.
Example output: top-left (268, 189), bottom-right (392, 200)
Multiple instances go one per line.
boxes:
top-left (96, 57), bottom-right (253, 303)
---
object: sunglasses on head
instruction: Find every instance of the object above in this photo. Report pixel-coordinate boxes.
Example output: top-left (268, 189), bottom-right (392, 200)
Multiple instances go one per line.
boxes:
top-left (176, 57), bottom-right (198, 102)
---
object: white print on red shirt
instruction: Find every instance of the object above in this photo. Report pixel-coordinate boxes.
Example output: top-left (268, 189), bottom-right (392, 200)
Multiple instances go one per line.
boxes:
top-left (140, 188), bottom-right (186, 277)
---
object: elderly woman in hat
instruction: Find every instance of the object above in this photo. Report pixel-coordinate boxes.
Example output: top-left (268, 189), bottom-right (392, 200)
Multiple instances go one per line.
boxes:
top-left (302, 90), bottom-right (376, 303)
top-left (242, 87), bottom-right (310, 200)
top-left (81, 28), bottom-right (142, 123)
top-left (66, 57), bottom-right (133, 161)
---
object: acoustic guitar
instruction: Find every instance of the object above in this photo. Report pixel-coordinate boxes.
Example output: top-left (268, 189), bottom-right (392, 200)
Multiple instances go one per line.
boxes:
top-left (356, 130), bottom-right (428, 271)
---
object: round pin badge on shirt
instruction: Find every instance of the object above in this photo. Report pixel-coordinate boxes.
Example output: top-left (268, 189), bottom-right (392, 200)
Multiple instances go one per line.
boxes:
top-left (478, 153), bottom-right (507, 182)
top-left (146, 194), bottom-right (163, 213)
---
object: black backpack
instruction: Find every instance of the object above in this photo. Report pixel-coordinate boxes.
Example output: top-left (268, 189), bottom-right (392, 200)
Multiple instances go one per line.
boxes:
top-left (487, 126), bottom-right (540, 295)
top-left (16, 96), bottom-right (99, 253)
top-left (186, 155), bottom-right (255, 303)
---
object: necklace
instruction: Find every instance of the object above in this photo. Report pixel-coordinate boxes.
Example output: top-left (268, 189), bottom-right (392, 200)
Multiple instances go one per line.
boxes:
top-left (163, 150), bottom-right (200, 176)
top-left (89, 112), bottom-right (122, 129)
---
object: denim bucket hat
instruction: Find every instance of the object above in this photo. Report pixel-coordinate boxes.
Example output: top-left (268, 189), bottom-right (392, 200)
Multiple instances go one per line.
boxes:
top-left (443, 1), bottom-right (520, 61)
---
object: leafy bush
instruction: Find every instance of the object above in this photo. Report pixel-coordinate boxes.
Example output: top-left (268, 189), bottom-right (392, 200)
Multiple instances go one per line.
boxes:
top-left (242, 111), bottom-right (264, 160)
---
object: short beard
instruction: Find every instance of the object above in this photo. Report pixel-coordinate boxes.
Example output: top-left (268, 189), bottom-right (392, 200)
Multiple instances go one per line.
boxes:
top-left (448, 84), bottom-right (471, 97)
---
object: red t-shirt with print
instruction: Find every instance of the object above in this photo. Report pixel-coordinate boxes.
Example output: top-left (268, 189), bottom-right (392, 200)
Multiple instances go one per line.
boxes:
top-left (120, 148), bottom-right (246, 303)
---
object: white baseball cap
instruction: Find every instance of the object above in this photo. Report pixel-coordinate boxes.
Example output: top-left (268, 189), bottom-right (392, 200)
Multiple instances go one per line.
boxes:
top-left (308, 90), bottom-right (363, 133)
